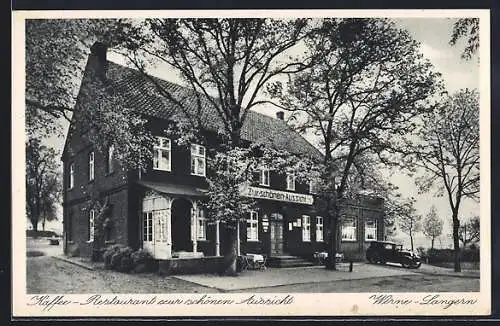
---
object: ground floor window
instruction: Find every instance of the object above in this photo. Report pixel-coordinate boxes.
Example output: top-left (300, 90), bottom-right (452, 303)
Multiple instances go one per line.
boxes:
top-left (341, 217), bottom-right (356, 241)
top-left (88, 209), bottom-right (95, 242)
top-left (302, 215), bottom-right (311, 242)
top-left (143, 212), bottom-right (153, 242)
top-left (365, 219), bottom-right (377, 241)
top-left (197, 208), bottom-right (206, 240)
top-left (316, 216), bottom-right (324, 242)
top-left (247, 210), bottom-right (259, 241)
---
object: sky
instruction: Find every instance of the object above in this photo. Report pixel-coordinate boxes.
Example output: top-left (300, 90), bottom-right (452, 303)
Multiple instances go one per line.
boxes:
top-left (41, 18), bottom-right (481, 249)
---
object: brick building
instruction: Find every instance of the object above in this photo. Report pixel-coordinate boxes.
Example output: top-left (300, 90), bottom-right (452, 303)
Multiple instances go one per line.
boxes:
top-left (62, 42), bottom-right (385, 269)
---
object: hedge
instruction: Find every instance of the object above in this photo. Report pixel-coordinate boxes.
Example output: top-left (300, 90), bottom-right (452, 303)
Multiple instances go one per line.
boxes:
top-left (102, 244), bottom-right (156, 273)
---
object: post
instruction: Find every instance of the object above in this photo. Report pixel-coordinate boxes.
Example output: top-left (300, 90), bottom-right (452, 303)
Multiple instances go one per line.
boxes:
top-left (166, 199), bottom-right (172, 258)
top-left (215, 219), bottom-right (220, 256)
top-left (192, 204), bottom-right (198, 253)
top-left (349, 261), bottom-right (353, 272)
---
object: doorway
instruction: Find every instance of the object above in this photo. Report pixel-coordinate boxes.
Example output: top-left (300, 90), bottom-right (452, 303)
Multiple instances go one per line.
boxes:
top-left (270, 213), bottom-right (284, 256)
top-left (171, 198), bottom-right (192, 252)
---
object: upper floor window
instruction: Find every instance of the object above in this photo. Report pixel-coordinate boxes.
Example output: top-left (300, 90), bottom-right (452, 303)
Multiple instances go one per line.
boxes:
top-left (286, 173), bottom-right (296, 191)
top-left (247, 210), bottom-right (259, 241)
top-left (153, 137), bottom-right (171, 171)
top-left (302, 215), bottom-right (311, 242)
top-left (316, 216), bottom-right (324, 242)
top-left (191, 144), bottom-right (206, 177)
top-left (68, 163), bottom-right (74, 189)
top-left (341, 217), bottom-right (357, 241)
top-left (88, 209), bottom-right (95, 242)
top-left (106, 145), bottom-right (114, 174)
top-left (88, 151), bottom-right (95, 181)
top-left (365, 220), bottom-right (377, 241)
top-left (259, 168), bottom-right (270, 187)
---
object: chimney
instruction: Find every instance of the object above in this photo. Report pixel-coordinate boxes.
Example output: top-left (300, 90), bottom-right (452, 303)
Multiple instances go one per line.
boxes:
top-left (276, 111), bottom-right (284, 121)
top-left (90, 41), bottom-right (108, 77)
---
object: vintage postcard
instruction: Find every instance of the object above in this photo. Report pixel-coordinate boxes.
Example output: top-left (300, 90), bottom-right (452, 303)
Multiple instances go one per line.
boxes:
top-left (12, 9), bottom-right (491, 317)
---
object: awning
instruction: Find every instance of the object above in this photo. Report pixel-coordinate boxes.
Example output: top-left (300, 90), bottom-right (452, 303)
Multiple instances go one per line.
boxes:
top-left (136, 180), bottom-right (208, 198)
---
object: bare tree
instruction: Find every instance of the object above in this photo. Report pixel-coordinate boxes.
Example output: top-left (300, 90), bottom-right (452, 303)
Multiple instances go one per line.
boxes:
top-left (422, 205), bottom-right (443, 250)
top-left (406, 88), bottom-right (479, 272)
top-left (268, 18), bottom-right (442, 269)
top-left (396, 197), bottom-right (422, 252)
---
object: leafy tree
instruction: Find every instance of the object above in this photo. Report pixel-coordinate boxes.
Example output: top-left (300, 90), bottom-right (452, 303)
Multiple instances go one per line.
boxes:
top-left (449, 18), bottom-right (479, 60)
top-left (422, 205), bottom-right (443, 250)
top-left (397, 197), bottom-right (422, 252)
top-left (458, 216), bottom-right (480, 248)
top-left (26, 139), bottom-right (61, 232)
top-left (110, 18), bottom-right (315, 275)
top-left (404, 88), bottom-right (479, 272)
top-left (267, 18), bottom-right (442, 269)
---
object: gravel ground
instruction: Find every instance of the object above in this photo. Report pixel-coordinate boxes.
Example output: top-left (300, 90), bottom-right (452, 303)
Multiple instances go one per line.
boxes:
top-left (27, 256), bottom-right (479, 294)
top-left (245, 274), bottom-right (480, 293)
top-left (27, 256), bottom-right (220, 294)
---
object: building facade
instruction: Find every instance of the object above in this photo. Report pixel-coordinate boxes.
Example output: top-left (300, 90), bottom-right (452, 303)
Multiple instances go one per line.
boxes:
top-left (62, 42), bottom-right (385, 265)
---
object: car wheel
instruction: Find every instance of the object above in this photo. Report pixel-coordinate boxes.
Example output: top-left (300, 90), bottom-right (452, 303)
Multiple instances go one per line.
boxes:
top-left (367, 257), bottom-right (374, 264)
top-left (412, 262), bottom-right (422, 269)
top-left (401, 262), bottom-right (411, 268)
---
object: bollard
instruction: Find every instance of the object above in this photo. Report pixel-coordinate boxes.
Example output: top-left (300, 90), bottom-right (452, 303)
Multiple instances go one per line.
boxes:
top-left (349, 261), bottom-right (353, 272)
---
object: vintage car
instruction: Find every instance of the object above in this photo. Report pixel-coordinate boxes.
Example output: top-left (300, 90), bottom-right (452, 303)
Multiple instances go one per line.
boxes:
top-left (366, 241), bottom-right (422, 269)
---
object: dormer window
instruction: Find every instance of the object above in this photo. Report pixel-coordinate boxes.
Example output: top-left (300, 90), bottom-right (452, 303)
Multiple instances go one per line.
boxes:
top-left (286, 173), bottom-right (296, 191)
top-left (191, 144), bottom-right (206, 177)
top-left (153, 137), bottom-right (171, 171)
top-left (259, 168), bottom-right (270, 187)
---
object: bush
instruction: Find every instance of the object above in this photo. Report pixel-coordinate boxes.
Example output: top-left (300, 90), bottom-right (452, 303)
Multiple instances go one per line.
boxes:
top-left (427, 248), bottom-right (480, 264)
top-left (102, 245), bottom-right (157, 273)
top-left (103, 244), bottom-right (127, 269)
top-left (26, 230), bottom-right (59, 238)
top-left (131, 248), bottom-right (155, 273)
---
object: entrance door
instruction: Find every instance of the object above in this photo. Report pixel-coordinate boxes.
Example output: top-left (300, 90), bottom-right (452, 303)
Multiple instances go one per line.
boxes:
top-left (171, 198), bottom-right (192, 252)
top-left (270, 213), bottom-right (284, 256)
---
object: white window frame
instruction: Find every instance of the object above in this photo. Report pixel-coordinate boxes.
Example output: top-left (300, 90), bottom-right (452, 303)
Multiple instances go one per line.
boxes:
top-left (88, 151), bottom-right (95, 181)
top-left (365, 219), bottom-right (378, 241)
top-left (88, 209), bottom-right (95, 242)
top-left (302, 215), bottom-right (311, 242)
top-left (143, 212), bottom-right (153, 242)
top-left (341, 217), bottom-right (357, 242)
top-left (259, 168), bottom-right (270, 187)
top-left (153, 136), bottom-right (171, 171)
top-left (316, 216), bottom-right (324, 242)
top-left (247, 210), bottom-right (259, 241)
top-left (286, 173), bottom-right (296, 191)
top-left (143, 195), bottom-right (169, 243)
top-left (196, 208), bottom-right (206, 240)
top-left (190, 144), bottom-right (206, 177)
top-left (68, 163), bottom-right (74, 189)
top-left (107, 145), bottom-right (114, 174)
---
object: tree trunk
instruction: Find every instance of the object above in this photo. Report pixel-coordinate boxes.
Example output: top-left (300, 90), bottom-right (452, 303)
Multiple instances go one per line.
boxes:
top-left (42, 219), bottom-right (46, 231)
top-left (221, 222), bottom-right (238, 276)
top-left (452, 215), bottom-right (462, 272)
top-left (410, 230), bottom-right (414, 251)
top-left (325, 201), bottom-right (338, 271)
top-left (31, 219), bottom-right (38, 233)
top-left (431, 238), bottom-right (435, 250)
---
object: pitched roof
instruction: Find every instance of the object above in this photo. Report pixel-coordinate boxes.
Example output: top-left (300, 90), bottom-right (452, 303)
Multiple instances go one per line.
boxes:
top-left (104, 60), bottom-right (323, 160)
